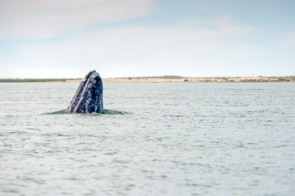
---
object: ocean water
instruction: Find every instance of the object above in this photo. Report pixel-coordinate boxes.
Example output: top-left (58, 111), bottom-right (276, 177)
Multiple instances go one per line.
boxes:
top-left (0, 82), bottom-right (295, 195)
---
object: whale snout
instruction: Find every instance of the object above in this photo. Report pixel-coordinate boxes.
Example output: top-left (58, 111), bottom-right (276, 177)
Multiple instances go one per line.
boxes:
top-left (65, 70), bottom-right (103, 114)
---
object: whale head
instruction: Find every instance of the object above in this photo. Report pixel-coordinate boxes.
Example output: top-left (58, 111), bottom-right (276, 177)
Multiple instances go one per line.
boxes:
top-left (65, 70), bottom-right (103, 114)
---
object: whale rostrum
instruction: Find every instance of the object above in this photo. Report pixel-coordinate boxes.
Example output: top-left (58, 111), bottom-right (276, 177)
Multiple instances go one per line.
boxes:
top-left (65, 70), bottom-right (103, 114)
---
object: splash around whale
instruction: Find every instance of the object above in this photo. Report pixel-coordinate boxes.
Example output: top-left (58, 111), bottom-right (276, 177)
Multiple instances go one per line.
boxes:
top-left (45, 70), bottom-right (127, 115)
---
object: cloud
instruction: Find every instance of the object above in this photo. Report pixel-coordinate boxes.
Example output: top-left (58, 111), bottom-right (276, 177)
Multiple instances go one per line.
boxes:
top-left (0, 0), bottom-right (154, 39)
top-left (1, 15), bottom-right (264, 77)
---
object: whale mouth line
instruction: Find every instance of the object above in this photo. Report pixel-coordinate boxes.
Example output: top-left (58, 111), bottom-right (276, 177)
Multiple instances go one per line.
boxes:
top-left (83, 70), bottom-right (96, 81)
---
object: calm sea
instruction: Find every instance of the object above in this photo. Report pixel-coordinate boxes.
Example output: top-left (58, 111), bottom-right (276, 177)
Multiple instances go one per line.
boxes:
top-left (0, 82), bottom-right (295, 195)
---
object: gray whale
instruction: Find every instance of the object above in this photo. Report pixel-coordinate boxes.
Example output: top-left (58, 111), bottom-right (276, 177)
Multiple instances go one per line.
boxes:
top-left (65, 70), bottom-right (103, 114)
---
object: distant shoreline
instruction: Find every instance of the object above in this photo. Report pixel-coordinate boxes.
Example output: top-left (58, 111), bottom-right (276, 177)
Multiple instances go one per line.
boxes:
top-left (0, 76), bottom-right (294, 83)
top-left (103, 76), bottom-right (295, 83)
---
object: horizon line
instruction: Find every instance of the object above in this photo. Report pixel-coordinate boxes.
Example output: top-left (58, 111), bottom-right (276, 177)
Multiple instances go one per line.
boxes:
top-left (0, 75), bottom-right (295, 80)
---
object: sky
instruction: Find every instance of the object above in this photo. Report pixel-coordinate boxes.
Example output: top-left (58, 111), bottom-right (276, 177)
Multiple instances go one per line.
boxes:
top-left (0, 0), bottom-right (294, 78)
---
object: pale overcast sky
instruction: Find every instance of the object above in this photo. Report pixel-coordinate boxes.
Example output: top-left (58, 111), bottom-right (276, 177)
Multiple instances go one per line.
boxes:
top-left (0, 0), bottom-right (294, 78)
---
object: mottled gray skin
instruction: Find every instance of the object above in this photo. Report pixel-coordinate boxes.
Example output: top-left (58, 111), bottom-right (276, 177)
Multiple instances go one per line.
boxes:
top-left (65, 70), bottom-right (103, 114)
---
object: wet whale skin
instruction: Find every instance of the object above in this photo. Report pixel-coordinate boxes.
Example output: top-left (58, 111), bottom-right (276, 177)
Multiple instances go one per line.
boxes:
top-left (65, 70), bottom-right (103, 114)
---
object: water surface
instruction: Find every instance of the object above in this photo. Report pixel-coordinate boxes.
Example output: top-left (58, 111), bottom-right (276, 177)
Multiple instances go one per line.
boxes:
top-left (0, 83), bottom-right (295, 195)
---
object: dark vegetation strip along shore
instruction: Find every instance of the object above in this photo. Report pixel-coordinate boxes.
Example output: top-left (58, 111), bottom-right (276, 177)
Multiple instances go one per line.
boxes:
top-left (0, 78), bottom-right (74, 82)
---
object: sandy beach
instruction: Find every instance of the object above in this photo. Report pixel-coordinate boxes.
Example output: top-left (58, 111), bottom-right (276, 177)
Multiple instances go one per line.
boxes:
top-left (100, 77), bottom-right (295, 83)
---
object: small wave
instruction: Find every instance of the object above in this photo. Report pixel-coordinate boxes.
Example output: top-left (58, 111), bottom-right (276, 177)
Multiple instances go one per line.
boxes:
top-left (43, 109), bottom-right (128, 115)
top-left (103, 109), bottom-right (128, 115)
top-left (43, 109), bottom-right (66, 115)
